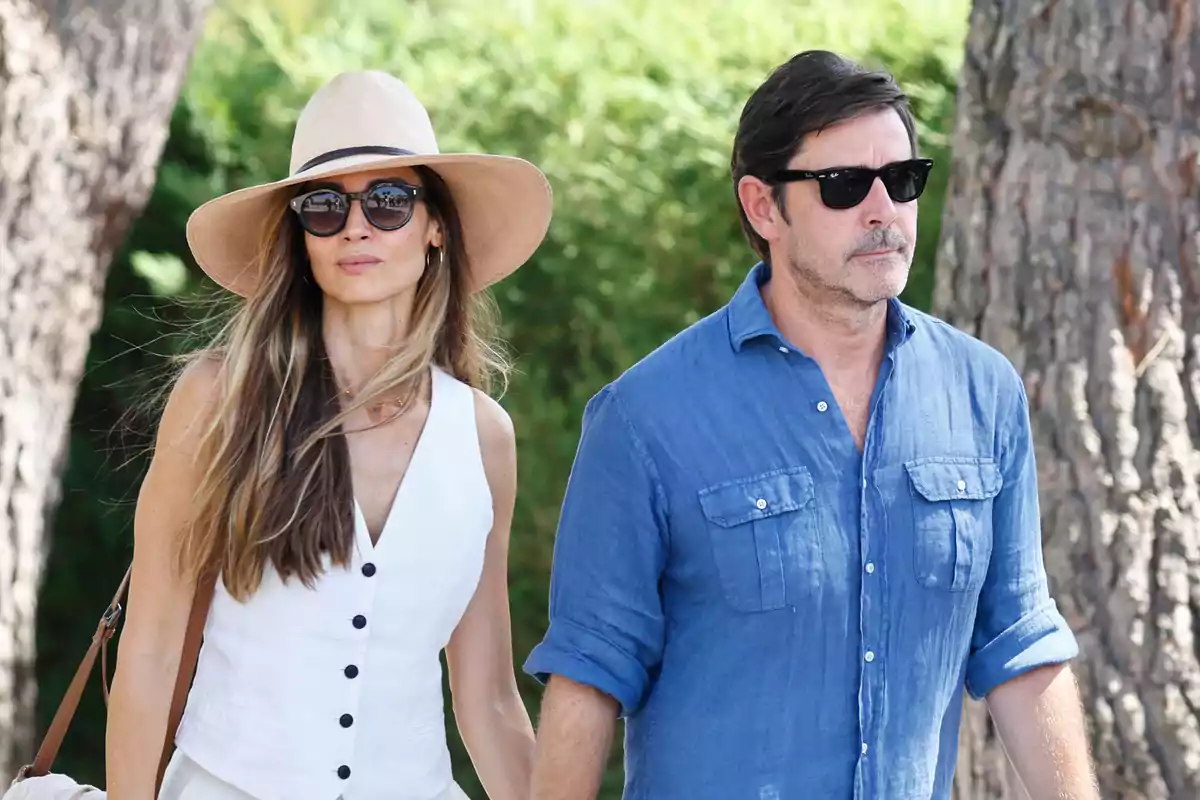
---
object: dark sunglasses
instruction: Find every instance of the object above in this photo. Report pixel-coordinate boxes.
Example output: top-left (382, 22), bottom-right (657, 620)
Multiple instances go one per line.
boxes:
top-left (288, 180), bottom-right (425, 237)
top-left (771, 158), bottom-right (933, 210)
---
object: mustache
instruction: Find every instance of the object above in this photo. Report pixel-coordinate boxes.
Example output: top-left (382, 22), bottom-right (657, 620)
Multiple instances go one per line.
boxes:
top-left (848, 228), bottom-right (909, 256)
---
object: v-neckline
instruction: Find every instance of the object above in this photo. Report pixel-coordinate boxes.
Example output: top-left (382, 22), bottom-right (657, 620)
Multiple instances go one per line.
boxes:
top-left (352, 365), bottom-right (440, 557)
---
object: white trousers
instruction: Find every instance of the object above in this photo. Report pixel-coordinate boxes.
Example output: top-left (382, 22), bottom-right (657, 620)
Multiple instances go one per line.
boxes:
top-left (159, 751), bottom-right (470, 800)
top-left (158, 753), bottom-right (256, 800)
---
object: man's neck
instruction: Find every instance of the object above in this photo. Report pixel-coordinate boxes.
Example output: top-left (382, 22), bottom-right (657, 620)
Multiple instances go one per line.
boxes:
top-left (762, 268), bottom-right (890, 376)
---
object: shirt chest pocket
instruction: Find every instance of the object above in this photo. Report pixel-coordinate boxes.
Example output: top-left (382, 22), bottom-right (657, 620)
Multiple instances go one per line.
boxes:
top-left (698, 467), bottom-right (818, 613)
top-left (904, 457), bottom-right (1002, 593)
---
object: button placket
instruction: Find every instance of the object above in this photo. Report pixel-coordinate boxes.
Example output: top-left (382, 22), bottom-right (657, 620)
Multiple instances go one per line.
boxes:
top-left (337, 552), bottom-right (381, 781)
top-left (857, 464), bottom-right (878, 780)
top-left (856, 355), bottom-right (896, 792)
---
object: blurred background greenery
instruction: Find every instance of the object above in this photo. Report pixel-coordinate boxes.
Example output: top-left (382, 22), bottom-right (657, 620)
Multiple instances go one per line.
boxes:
top-left (37, 0), bottom-right (969, 795)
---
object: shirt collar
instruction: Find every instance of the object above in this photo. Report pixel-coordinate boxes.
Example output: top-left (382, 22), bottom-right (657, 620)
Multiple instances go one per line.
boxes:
top-left (726, 262), bottom-right (780, 351)
top-left (726, 261), bottom-right (918, 353)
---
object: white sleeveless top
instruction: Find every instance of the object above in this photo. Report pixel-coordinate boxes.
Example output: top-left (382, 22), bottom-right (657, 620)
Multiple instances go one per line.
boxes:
top-left (175, 366), bottom-right (493, 800)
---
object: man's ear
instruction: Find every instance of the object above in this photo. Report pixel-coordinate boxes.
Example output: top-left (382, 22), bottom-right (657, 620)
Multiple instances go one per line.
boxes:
top-left (737, 175), bottom-right (786, 244)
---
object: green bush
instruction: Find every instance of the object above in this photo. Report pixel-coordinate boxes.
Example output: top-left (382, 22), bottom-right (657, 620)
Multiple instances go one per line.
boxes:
top-left (39, 1), bottom-right (968, 795)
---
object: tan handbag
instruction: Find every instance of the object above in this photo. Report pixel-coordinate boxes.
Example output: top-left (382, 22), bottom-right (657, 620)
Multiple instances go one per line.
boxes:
top-left (5, 564), bottom-right (216, 798)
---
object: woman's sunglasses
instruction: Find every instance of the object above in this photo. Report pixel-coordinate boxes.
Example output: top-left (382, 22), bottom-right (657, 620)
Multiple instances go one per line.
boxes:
top-left (771, 158), bottom-right (933, 210)
top-left (288, 180), bottom-right (425, 237)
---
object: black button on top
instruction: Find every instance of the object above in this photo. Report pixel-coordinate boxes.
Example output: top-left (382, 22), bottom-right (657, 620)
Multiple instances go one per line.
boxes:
top-left (361, 562), bottom-right (376, 577)
top-left (344, 664), bottom-right (359, 679)
top-left (352, 614), bottom-right (367, 629)
top-left (340, 713), bottom-right (354, 728)
top-left (337, 765), bottom-right (351, 780)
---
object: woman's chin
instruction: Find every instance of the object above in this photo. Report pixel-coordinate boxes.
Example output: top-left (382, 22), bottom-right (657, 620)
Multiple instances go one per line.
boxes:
top-left (325, 287), bottom-right (399, 308)
top-left (315, 273), bottom-right (419, 308)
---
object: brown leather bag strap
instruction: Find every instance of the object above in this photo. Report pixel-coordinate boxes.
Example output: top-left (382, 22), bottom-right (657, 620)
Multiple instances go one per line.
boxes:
top-left (19, 563), bottom-right (216, 795)
top-left (21, 567), bottom-right (134, 780)
top-left (156, 570), bottom-right (215, 790)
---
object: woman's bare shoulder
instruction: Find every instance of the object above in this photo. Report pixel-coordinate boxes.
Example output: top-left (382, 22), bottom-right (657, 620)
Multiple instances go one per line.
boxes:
top-left (470, 388), bottom-right (514, 451)
top-left (154, 353), bottom-right (225, 456)
top-left (469, 387), bottom-right (516, 502)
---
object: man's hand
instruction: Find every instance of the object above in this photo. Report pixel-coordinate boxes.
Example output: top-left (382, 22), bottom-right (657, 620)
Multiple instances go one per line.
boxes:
top-left (986, 663), bottom-right (1099, 799)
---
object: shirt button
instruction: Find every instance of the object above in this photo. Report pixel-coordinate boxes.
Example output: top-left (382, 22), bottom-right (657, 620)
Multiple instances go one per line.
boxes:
top-left (816, 400), bottom-right (829, 413)
top-left (957, 479), bottom-right (967, 492)
top-left (337, 765), bottom-right (351, 780)
top-left (861, 743), bottom-right (869, 755)
top-left (340, 713), bottom-right (354, 728)
top-left (865, 562), bottom-right (875, 574)
top-left (864, 650), bottom-right (876, 663)
top-left (778, 346), bottom-right (790, 354)
top-left (755, 498), bottom-right (767, 510)
top-left (344, 665), bottom-right (359, 679)
top-left (352, 614), bottom-right (367, 629)
top-left (362, 562), bottom-right (377, 577)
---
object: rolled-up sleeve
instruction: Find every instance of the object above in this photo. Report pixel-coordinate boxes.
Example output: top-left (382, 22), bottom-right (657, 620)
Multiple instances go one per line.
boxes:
top-left (965, 373), bottom-right (1079, 700)
top-left (523, 383), bottom-right (668, 717)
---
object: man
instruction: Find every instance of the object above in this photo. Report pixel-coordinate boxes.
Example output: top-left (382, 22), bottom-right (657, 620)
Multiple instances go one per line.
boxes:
top-left (524, 50), bottom-right (1099, 799)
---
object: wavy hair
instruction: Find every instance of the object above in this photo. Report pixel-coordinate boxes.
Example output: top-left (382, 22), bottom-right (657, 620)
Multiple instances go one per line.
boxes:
top-left (175, 167), bottom-right (509, 600)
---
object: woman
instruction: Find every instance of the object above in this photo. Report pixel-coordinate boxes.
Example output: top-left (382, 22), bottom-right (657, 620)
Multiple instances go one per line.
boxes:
top-left (105, 70), bottom-right (553, 800)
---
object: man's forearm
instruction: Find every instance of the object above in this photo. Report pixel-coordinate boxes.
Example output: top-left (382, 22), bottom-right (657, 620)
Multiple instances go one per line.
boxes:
top-left (531, 675), bottom-right (619, 800)
top-left (987, 663), bottom-right (1099, 799)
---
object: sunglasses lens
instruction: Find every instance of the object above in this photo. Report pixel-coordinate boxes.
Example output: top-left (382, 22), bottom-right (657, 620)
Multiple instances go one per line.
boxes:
top-left (363, 183), bottom-right (416, 230)
top-left (881, 161), bottom-right (930, 203)
top-left (298, 190), bottom-right (348, 235)
top-left (816, 161), bottom-right (931, 209)
top-left (819, 170), bottom-right (875, 210)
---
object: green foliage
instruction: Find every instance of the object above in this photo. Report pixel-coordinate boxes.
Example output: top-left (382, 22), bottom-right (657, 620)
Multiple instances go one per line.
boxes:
top-left (37, 0), bottom-right (967, 795)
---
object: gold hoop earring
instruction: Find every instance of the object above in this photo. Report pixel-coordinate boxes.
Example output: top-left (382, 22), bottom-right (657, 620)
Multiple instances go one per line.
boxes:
top-left (426, 245), bottom-right (446, 272)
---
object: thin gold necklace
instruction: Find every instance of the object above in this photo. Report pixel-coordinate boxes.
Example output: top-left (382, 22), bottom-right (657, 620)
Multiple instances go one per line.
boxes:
top-left (337, 374), bottom-right (422, 420)
top-left (339, 384), bottom-right (408, 409)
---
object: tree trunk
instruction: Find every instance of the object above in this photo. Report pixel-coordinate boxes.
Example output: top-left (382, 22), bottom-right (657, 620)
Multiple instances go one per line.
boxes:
top-left (936, 1), bottom-right (1200, 798)
top-left (0, 0), bottom-right (211, 778)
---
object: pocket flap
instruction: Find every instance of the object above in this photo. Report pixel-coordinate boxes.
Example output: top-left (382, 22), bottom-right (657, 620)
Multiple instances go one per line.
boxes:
top-left (698, 467), bottom-right (814, 527)
top-left (905, 457), bottom-right (1003, 502)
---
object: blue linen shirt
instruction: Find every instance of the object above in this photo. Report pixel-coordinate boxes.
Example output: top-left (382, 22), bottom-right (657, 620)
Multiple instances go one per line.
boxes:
top-left (524, 261), bottom-right (1079, 800)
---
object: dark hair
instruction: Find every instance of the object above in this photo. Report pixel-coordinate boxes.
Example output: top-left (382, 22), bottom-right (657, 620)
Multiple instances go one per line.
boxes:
top-left (731, 50), bottom-right (917, 263)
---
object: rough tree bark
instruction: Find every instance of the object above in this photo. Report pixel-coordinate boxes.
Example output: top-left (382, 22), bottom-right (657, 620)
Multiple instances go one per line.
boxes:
top-left (0, 0), bottom-right (211, 779)
top-left (936, 1), bottom-right (1200, 799)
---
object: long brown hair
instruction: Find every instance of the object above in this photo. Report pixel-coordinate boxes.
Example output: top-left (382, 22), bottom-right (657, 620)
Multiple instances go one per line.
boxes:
top-left (176, 167), bottom-right (509, 600)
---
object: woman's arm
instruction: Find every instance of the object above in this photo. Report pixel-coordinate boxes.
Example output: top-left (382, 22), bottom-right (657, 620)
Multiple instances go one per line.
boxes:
top-left (105, 358), bottom-right (218, 799)
top-left (445, 390), bottom-right (535, 800)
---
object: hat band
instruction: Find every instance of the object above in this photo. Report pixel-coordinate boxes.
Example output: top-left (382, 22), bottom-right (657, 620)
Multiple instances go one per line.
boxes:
top-left (295, 145), bottom-right (417, 175)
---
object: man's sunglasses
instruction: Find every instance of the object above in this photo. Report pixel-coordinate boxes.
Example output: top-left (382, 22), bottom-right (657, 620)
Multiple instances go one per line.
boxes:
top-left (771, 158), bottom-right (933, 210)
top-left (288, 180), bottom-right (425, 237)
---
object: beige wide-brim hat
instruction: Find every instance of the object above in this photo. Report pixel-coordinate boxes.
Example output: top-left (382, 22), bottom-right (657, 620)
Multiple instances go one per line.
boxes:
top-left (186, 70), bottom-right (553, 297)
